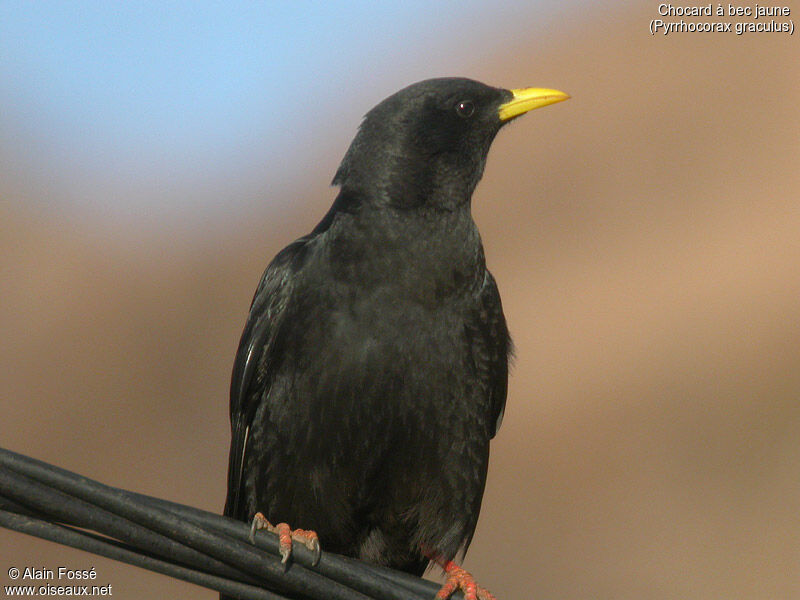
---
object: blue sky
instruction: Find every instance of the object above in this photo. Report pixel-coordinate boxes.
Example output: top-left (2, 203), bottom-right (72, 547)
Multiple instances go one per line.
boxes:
top-left (0, 1), bottom-right (572, 223)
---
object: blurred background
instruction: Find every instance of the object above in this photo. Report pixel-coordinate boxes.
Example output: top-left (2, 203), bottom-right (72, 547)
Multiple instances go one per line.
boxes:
top-left (1, 2), bottom-right (798, 598)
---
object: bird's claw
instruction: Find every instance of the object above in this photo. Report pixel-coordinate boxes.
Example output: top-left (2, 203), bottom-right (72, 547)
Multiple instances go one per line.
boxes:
top-left (249, 512), bottom-right (321, 568)
top-left (248, 512), bottom-right (269, 544)
top-left (435, 561), bottom-right (496, 600)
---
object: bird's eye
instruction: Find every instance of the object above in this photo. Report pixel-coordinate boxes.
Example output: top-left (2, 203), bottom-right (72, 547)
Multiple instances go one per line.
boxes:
top-left (455, 100), bottom-right (475, 118)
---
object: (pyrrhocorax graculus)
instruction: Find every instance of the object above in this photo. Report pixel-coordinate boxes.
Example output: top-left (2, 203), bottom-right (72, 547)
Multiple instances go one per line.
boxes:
top-left (224, 78), bottom-right (569, 600)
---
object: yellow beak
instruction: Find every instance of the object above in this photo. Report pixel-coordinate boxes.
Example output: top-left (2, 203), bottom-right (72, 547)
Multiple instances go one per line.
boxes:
top-left (498, 87), bottom-right (570, 122)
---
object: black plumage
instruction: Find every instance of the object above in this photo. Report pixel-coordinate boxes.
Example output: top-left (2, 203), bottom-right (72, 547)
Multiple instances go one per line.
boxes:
top-left (224, 78), bottom-right (568, 597)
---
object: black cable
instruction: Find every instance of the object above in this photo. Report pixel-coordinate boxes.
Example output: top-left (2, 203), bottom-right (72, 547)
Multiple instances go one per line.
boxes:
top-left (0, 509), bottom-right (284, 600)
top-left (1, 448), bottom-right (440, 599)
top-left (0, 469), bottom-right (265, 587)
top-left (0, 448), bottom-right (460, 600)
top-left (0, 458), bottom-right (367, 600)
top-left (124, 490), bottom-right (435, 600)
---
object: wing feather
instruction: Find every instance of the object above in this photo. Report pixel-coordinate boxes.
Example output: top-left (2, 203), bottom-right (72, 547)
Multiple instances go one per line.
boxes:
top-left (468, 271), bottom-right (511, 439)
top-left (224, 238), bottom-right (308, 518)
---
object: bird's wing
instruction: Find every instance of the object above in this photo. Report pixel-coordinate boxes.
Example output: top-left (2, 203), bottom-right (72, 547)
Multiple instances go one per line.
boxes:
top-left (470, 271), bottom-right (511, 439)
top-left (224, 237), bottom-right (308, 519)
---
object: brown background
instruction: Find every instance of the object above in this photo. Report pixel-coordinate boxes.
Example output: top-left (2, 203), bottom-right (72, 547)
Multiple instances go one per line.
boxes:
top-left (2, 5), bottom-right (798, 599)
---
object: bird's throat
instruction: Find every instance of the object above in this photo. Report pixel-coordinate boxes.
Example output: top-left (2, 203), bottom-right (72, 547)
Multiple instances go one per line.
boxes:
top-left (325, 204), bottom-right (486, 304)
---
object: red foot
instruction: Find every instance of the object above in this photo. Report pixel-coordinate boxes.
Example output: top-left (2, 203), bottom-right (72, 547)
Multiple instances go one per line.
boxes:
top-left (249, 512), bottom-right (321, 566)
top-left (433, 558), bottom-right (496, 600)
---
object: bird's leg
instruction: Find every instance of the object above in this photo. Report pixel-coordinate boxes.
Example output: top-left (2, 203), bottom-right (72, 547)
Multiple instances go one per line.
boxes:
top-left (426, 553), bottom-right (497, 600)
top-left (249, 512), bottom-right (321, 567)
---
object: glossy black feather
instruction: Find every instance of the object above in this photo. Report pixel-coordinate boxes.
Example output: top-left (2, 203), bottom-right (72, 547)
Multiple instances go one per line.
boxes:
top-left (224, 78), bottom-right (514, 579)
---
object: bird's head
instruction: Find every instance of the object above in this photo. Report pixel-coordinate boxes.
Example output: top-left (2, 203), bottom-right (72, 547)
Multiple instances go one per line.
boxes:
top-left (332, 78), bottom-right (569, 212)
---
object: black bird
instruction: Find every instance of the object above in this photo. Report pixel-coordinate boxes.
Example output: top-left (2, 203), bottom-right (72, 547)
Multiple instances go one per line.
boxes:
top-left (224, 78), bottom-right (569, 600)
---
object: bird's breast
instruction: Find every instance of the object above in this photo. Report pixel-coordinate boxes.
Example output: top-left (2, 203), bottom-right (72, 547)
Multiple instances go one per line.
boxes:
top-left (279, 218), bottom-right (491, 457)
top-left (288, 278), bottom-right (481, 431)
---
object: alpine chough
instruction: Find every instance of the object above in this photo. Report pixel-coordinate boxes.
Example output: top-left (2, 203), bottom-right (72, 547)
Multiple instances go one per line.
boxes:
top-left (224, 78), bottom-right (569, 600)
